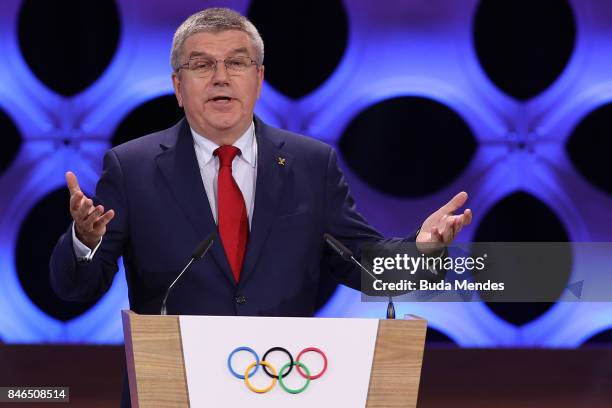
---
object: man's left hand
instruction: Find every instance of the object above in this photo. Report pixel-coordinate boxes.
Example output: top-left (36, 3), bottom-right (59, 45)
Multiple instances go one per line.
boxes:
top-left (416, 191), bottom-right (472, 254)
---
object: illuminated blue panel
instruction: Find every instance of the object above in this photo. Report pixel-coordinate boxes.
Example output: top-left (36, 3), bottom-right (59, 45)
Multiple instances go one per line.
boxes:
top-left (0, 0), bottom-right (611, 346)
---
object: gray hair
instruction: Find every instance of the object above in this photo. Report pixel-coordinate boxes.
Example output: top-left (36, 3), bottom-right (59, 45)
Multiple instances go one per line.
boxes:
top-left (170, 8), bottom-right (264, 72)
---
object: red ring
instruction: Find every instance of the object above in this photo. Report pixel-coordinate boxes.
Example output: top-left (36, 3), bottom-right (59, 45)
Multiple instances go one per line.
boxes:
top-left (296, 347), bottom-right (328, 380)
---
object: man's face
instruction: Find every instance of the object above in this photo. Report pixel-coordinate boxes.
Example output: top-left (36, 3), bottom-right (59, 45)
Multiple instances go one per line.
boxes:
top-left (172, 30), bottom-right (264, 141)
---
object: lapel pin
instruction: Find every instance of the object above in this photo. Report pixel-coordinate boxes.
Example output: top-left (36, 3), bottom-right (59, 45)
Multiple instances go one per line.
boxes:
top-left (277, 157), bottom-right (286, 166)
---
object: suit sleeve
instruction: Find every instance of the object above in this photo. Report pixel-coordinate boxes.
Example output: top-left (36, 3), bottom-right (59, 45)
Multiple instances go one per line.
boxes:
top-left (321, 149), bottom-right (447, 290)
top-left (322, 147), bottom-right (417, 291)
top-left (49, 149), bottom-right (129, 302)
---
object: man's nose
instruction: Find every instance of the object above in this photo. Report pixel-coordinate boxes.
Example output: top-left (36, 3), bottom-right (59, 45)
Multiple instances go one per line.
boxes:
top-left (211, 61), bottom-right (230, 85)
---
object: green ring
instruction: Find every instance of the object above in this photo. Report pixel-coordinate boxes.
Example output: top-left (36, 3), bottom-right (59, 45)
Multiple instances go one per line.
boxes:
top-left (278, 361), bottom-right (311, 394)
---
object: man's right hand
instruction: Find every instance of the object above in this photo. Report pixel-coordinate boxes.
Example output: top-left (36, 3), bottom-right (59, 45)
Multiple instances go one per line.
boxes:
top-left (66, 171), bottom-right (115, 250)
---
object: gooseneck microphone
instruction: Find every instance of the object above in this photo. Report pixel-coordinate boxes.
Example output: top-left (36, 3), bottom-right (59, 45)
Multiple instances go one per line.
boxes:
top-left (160, 232), bottom-right (215, 315)
top-left (323, 233), bottom-right (395, 319)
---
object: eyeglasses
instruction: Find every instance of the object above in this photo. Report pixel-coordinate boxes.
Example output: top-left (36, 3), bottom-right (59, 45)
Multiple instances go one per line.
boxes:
top-left (178, 56), bottom-right (258, 77)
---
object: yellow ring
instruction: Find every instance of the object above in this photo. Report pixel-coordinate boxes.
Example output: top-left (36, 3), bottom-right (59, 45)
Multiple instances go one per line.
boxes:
top-left (244, 361), bottom-right (277, 393)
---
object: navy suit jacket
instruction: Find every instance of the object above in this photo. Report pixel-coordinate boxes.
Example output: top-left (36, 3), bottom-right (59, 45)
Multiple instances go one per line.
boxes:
top-left (50, 117), bottom-right (411, 317)
top-left (49, 117), bottom-right (419, 407)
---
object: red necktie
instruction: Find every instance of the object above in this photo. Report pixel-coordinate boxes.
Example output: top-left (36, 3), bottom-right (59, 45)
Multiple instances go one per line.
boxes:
top-left (214, 145), bottom-right (248, 282)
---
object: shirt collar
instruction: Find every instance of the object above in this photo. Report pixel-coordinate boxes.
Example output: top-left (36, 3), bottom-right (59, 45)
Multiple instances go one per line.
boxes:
top-left (190, 122), bottom-right (256, 168)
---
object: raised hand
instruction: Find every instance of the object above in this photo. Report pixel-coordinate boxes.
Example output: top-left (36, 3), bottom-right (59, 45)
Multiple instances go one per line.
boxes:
top-left (416, 191), bottom-right (472, 254)
top-left (66, 171), bottom-right (115, 250)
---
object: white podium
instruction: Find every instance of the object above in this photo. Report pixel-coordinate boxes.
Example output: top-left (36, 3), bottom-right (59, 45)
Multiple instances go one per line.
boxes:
top-left (122, 310), bottom-right (427, 407)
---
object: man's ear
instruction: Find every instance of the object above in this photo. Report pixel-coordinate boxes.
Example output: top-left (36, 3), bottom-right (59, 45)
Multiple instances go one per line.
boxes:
top-left (172, 72), bottom-right (183, 107)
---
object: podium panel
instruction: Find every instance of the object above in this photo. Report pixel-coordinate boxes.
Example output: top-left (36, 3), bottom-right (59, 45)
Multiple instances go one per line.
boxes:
top-left (122, 311), bottom-right (426, 407)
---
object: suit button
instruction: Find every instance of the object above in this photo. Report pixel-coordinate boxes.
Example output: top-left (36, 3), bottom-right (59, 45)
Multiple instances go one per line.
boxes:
top-left (235, 295), bottom-right (246, 305)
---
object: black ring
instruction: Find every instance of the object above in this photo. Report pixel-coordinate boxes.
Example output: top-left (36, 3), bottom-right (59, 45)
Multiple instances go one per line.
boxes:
top-left (262, 347), bottom-right (294, 379)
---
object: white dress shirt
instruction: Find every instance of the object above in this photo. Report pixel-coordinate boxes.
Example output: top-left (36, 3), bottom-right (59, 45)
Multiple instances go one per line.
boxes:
top-left (73, 122), bottom-right (258, 261)
top-left (191, 122), bottom-right (257, 226)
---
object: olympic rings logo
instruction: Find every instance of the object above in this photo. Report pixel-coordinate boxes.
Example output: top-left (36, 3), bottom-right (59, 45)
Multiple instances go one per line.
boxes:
top-left (227, 346), bottom-right (328, 394)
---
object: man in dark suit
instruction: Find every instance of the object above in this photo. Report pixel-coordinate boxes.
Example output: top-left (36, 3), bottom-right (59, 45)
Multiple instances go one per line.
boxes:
top-left (50, 7), bottom-right (472, 406)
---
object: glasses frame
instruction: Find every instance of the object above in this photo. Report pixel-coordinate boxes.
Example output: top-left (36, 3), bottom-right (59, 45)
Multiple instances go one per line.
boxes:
top-left (178, 56), bottom-right (259, 76)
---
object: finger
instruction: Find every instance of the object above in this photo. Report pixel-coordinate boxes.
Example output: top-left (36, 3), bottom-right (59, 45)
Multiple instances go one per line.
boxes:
top-left (441, 219), bottom-right (455, 243)
top-left (82, 205), bottom-right (104, 230)
top-left (463, 208), bottom-right (473, 225)
top-left (453, 212), bottom-right (468, 238)
top-left (70, 190), bottom-right (84, 213)
top-left (81, 201), bottom-right (97, 218)
top-left (65, 171), bottom-right (82, 196)
top-left (77, 198), bottom-right (93, 219)
top-left (76, 198), bottom-right (94, 223)
top-left (71, 194), bottom-right (87, 220)
top-left (87, 202), bottom-right (97, 216)
top-left (432, 225), bottom-right (444, 242)
top-left (452, 213), bottom-right (466, 229)
top-left (454, 216), bottom-right (464, 236)
top-left (454, 217), bottom-right (464, 235)
top-left (441, 191), bottom-right (468, 214)
top-left (454, 211), bottom-right (471, 231)
top-left (449, 216), bottom-right (458, 236)
top-left (92, 209), bottom-right (115, 233)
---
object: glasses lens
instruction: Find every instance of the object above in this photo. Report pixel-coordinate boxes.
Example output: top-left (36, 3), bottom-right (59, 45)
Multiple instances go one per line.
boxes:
top-left (189, 58), bottom-right (214, 74)
top-left (225, 57), bottom-right (251, 72)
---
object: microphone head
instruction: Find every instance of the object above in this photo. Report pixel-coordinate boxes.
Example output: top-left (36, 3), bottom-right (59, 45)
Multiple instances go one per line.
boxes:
top-left (192, 232), bottom-right (215, 259)
top-left (323, 233), bottom-right (353, 261)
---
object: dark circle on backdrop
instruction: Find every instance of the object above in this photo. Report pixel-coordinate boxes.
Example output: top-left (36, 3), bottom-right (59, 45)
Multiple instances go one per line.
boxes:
top-left (473, 0), bottom-right (576, 101)
top-left (112, 95), bottom-right (184, 147)
top-left (18, 0), bottom-right (121, 96)
top-left (473, 191), bottom-right (571, 326)
top-left (247, 0), bottom-right (348, 99)
top-left (425, 327), bottom-right (458, 347)
top-left (566, 102), bottom-right (612, 195)
top-left (339, 96), bottom-right (477, 197)
top-left (582, 328), bottom-right (612, 346)
top-left (16, 188), bottom-right (98, 321)
top-left (0, 108), bottom-right (22, 176)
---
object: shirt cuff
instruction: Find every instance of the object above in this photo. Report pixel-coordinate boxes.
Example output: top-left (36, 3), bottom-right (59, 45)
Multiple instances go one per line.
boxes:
top-left (72, 222), bottom-right (102, 261)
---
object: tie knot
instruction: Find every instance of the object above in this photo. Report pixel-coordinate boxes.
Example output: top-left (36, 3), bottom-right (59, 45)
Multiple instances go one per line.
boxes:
top-left (214, 145), bottom-right (241, 167)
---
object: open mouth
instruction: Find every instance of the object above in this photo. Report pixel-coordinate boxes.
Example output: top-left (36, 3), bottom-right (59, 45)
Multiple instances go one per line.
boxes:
top-left (210, 96), bottom-right (232, 102)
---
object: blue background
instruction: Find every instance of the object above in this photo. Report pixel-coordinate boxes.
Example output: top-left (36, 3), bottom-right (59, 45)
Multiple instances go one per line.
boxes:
top-left (1, 0), bottom-right (611, 347)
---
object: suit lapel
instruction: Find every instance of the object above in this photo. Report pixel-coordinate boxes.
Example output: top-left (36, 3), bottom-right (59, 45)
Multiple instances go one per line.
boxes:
top-left (239, 119), bottom-right (293, 285)
top-left (154, 120), bottom-right (236, 286)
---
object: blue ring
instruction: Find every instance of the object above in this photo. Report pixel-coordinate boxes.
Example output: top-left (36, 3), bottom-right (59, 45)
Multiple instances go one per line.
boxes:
top-left (227, 346), bottom-right (259, 379)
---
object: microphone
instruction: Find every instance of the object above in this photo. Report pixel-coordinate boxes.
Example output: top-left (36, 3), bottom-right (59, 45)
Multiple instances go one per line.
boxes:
top-left (160, 232), bottom-right (215, 315)
top-left (323, 233), bottom-right (395, 319)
